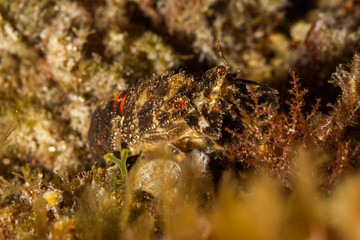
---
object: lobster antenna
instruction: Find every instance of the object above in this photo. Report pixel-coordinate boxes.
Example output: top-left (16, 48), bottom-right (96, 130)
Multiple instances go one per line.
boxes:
top-left (216, 41), bottom-right (230, 72)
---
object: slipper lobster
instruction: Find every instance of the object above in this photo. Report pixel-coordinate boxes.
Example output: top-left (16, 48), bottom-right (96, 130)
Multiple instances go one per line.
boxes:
top-left (88, 45), bottom-right (279, 168)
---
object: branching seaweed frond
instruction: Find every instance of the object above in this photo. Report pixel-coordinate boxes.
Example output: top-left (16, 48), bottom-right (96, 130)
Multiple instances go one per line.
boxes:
top-left (226, 54), bottom-right (360, 189)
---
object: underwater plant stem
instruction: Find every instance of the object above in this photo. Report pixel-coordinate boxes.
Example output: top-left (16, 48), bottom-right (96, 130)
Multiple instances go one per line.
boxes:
top-left (105, 150), bottom-right (129, 181)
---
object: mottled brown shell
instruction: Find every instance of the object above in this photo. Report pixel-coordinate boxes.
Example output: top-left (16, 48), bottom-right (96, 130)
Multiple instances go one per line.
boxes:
top-left (88, 66), bottom-right (278, 162)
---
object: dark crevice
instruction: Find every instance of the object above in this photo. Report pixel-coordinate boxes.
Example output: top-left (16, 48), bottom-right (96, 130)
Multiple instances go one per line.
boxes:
top-left (83, 31), bottom-right (107, 59)
top-left (285, 0), bottom-right (316, 22)
top-left (124, 1), bottom-right (210, 73)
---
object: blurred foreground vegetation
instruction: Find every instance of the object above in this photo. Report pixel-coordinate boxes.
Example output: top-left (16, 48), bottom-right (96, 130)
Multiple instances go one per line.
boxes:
top-left (1, 0), bottom-right (360, 239)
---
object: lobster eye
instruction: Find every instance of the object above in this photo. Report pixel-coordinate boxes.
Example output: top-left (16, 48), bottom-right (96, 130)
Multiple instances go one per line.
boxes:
top-left (216, 66), bottom-right (226, 76)
top-left (174, 99), bottom-right (186, 111)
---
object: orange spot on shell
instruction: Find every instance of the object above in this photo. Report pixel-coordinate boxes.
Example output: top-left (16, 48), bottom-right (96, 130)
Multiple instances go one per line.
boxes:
top-left (113, 91), bottom-right (123, 108)
top-left (216, 66), bottom-right (225, 75)
top-left (120, 94), bottom-right (127, 116)
top-left (113, 91), bottom-right (127, 116)
top-left (174, 99), bottom-right (186, 111)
